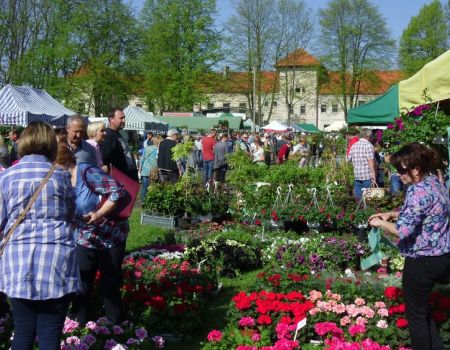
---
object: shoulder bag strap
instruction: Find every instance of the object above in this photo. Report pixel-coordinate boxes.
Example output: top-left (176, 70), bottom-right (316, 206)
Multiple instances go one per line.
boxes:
top-left (0, 163), bottom-right (57, 257)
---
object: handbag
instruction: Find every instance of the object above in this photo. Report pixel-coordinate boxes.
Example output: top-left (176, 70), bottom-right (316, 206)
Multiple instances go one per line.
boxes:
top-left (363, 183), bottom-right (386, 199)
top-left (0, 164), bottom-right (57, 257)
top-left (82, 165), bottom-right (139, 220)
top-left (150, 167), bottom-right (160, 183)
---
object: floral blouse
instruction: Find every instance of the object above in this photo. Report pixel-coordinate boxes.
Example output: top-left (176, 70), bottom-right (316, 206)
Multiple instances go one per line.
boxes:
top-left (397, 175), bottom-right (450, 257)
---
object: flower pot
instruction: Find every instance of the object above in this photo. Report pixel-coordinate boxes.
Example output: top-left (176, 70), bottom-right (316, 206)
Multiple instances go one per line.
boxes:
top-left (284, 220), bottom-right (308, 234)
top-left (354, 223), bottom-right (368, 242)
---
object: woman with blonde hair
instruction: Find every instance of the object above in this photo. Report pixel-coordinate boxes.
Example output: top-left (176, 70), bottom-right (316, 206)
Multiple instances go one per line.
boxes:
top-left (0, 121), bottom-right (80, 349)
top-left (86, 121), bottom-right (107, 170)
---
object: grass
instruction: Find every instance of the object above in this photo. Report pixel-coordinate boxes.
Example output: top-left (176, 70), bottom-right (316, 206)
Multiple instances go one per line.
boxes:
top-left (126, 207), bottom-right (170, 252)
top-left (126, 209), bottom-right (261, 349)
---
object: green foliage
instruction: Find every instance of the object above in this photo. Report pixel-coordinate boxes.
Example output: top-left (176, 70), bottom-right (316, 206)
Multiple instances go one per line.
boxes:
top-left (399, 0), bottom-right (448, 75)
top-left (140, 0), bottom-right (222, 112)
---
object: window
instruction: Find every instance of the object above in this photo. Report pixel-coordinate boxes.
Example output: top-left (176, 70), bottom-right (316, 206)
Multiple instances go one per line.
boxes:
top-left (223, 103), bottom-right (230, 108)
top-left (295, 87), bottom-right (301, 93)
top-left (332, 104), bottom-right (338, 113)
top-left (358, 100), bottom-right (366, 106)
top-left (272, 101), bottom-right (277, 107)
top-left (207, 103), bottom-right (214, 110)
top-left (321, 104), bottom-right (327, 112)
top-left (324, 124), bottom-right (330, 129)
top-left (136, 104), bottom-right (143, 108)
top-left (289, 107), bottom-right (294, 114)
top-left (302, 87), bottom-right (306, 93)
top-left (300, 105), bottom-right (306, 114)
top-left (239, 103), bottom-right (246, 113)
top-left (264, 100), bottom-right (269, 107)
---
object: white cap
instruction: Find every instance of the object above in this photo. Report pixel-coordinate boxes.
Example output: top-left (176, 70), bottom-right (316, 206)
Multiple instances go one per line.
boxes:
top-left (167, 128), bottom-right (179, 137)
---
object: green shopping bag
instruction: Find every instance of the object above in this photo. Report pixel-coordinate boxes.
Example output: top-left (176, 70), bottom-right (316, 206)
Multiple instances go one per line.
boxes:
top-left (360, 227), bottom-right (398, 270)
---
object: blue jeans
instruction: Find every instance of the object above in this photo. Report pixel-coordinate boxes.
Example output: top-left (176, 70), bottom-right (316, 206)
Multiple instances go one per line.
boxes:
top-left (10, 294), bottom-right (71, 350)
top-left (203, 160), bottom-right (214, 184)
top-left (354, 179), bottom-right (372, 200)
top-left (141, 176), bottom-right (149, 203)
top-left (390, 174), bottom-right (403, 195)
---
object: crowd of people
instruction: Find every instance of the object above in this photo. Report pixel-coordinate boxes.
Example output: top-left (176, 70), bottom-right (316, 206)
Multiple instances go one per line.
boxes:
top-left (135, 128), bottom-right (329, 191)
top-left (0, 117), bottom-right (448, 350)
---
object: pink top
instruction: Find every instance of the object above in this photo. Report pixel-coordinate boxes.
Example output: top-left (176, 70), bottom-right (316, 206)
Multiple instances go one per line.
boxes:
top-left (86, 139), bottom-right (103, 168)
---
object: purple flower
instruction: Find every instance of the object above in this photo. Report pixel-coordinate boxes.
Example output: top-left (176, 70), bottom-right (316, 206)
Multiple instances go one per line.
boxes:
top-left (126, 338), bottom-right (140, 345)
top-left (152, 336), bottom-right (165, 348)
top-left (135, 327), bottom-right (148, 341)
top-left (387, 123), bottom-right (393, 129)
top-left (81, 334), bottom-right (96, 345)
top-left (105, 339), bottom-right (118, 350)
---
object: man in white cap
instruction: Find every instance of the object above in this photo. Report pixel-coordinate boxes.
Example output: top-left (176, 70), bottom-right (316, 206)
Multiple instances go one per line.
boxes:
top-left (157, 129), bottom-right (180, 184)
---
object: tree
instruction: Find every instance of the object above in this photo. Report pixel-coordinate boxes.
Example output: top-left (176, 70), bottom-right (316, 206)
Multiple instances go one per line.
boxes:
top-left (318, 0), bottom-right (395, 119)
top-left (140, 0), bottom-right (221, 113)
top-left (3, 0), bottom-right (141, 116)
top-left (399, 0), bottom-right (448, 75)
top-left (225, 0), bottom-right (276, 125)
top-left (225, 0), bottom-right (314, 125)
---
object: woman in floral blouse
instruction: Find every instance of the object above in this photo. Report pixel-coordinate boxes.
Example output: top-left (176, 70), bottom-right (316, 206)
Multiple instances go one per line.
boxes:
top-left (369, 142), bottom-right (450, 350)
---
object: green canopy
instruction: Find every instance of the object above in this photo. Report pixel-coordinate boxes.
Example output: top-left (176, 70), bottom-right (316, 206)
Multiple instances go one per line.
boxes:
top-left (347, 85), bottom-right (399, 125)
top-left (156, 116), bottom-right (244, 130)
top-left (294, 123), bottom-right (320, 133)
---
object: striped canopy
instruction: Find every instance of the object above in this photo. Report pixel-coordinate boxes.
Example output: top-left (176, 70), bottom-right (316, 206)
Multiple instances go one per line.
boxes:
top-left (123, 106), bottom-right (168, 132)
top-left (0, 84), bottom-right (75, 126)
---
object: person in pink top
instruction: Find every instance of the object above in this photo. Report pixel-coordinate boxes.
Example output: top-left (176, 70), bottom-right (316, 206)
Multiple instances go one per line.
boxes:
top-left (201, 128), bottom-right (217, 185)
top-left (86, 121), bottom-right (107, 171)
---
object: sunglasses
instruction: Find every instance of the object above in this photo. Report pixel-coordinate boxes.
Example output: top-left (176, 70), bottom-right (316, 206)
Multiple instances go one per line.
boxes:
top-left (396, 167), bottom-right (409, 175)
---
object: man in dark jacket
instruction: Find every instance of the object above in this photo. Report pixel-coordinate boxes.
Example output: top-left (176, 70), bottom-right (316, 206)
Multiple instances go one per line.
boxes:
top-left (100, 108), bottom-right (139, 182)
top-left (157, 129), bottom-right (180, 184)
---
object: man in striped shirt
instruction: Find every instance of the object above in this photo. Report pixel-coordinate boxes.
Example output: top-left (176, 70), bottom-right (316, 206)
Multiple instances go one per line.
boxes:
top-left (348, 129), bottom-right (376, 200)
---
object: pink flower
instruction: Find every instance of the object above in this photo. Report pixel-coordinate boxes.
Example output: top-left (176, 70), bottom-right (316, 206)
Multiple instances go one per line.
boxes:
top-left (340, 316), bottom-right (351, 326)
top-left (377, 320), bottom-right (388, 329)
top-left (332, 303), bottom-right (346, 314)
top-left (348, 324), bottom-right (366, 336)
top-left (236, 345), bottom-right (257, 350)
top-left (354, 298), bottom-right (365, 306)
top-left (361, 306), bottom-right (375, 318)
top-left (207, 330), bottom-right (223, 342)
top-left (374, 301), bottom-right (386, 309)
top-left (65, 336), bottom-right (80, 344)
top-left (377, 308), bottom-right (389, 317)
top-left (85, 321), bottom-right (97, 330)
top-left (387, 123), bottom-right (393, 129)
top-left (63, 318), bottom-right (79, 334)
top-left (309, 307), bottom-right (320, 316)
top-left (355, 317), bottom-right (368, 326)
top-left (309, 290), bottom-right (323, 302)
top-left (239, 316), bottom-right (256, 328)
top-left (251, 333), bottom-right (261, 342)
top-left (314, 322), bottom-right (343, 337)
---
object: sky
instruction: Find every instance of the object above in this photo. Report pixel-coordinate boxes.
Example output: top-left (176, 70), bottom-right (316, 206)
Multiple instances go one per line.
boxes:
top-left (130, 0), bottom-right (434, 41)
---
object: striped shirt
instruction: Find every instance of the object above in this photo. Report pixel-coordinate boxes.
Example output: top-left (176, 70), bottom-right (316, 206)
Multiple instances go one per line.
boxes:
top-left (0, 155), bottom-right (80, 300)
top-left (348, 138), bottom-right (374, 180)
top-left (74, 163), bottom-right (129, 249)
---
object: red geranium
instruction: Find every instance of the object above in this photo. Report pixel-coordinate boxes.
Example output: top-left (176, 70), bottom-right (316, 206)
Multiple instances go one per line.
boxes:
top-left (384, 286), bottom-right (402, 300)
top-left (396, 318), bottom-right (408, 328)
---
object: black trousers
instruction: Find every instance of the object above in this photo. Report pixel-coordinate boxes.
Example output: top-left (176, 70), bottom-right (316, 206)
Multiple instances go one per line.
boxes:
top-left (71, 244), bottom-right (125, 326)
top-left (159, 170), bottom-right (179, 184)
top-left (403, 253), bottom-right (450, 350)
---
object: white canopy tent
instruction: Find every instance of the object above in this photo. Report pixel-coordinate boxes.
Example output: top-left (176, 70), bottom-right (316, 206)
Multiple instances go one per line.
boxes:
top-left (0, 84), bottom-right (76, 127)
top-left (324, 121), bottom-right (347, 132)
top-left (123, 106), bottom-right (168, 132)
top-left (261, 120), bottom-right (290, 132)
